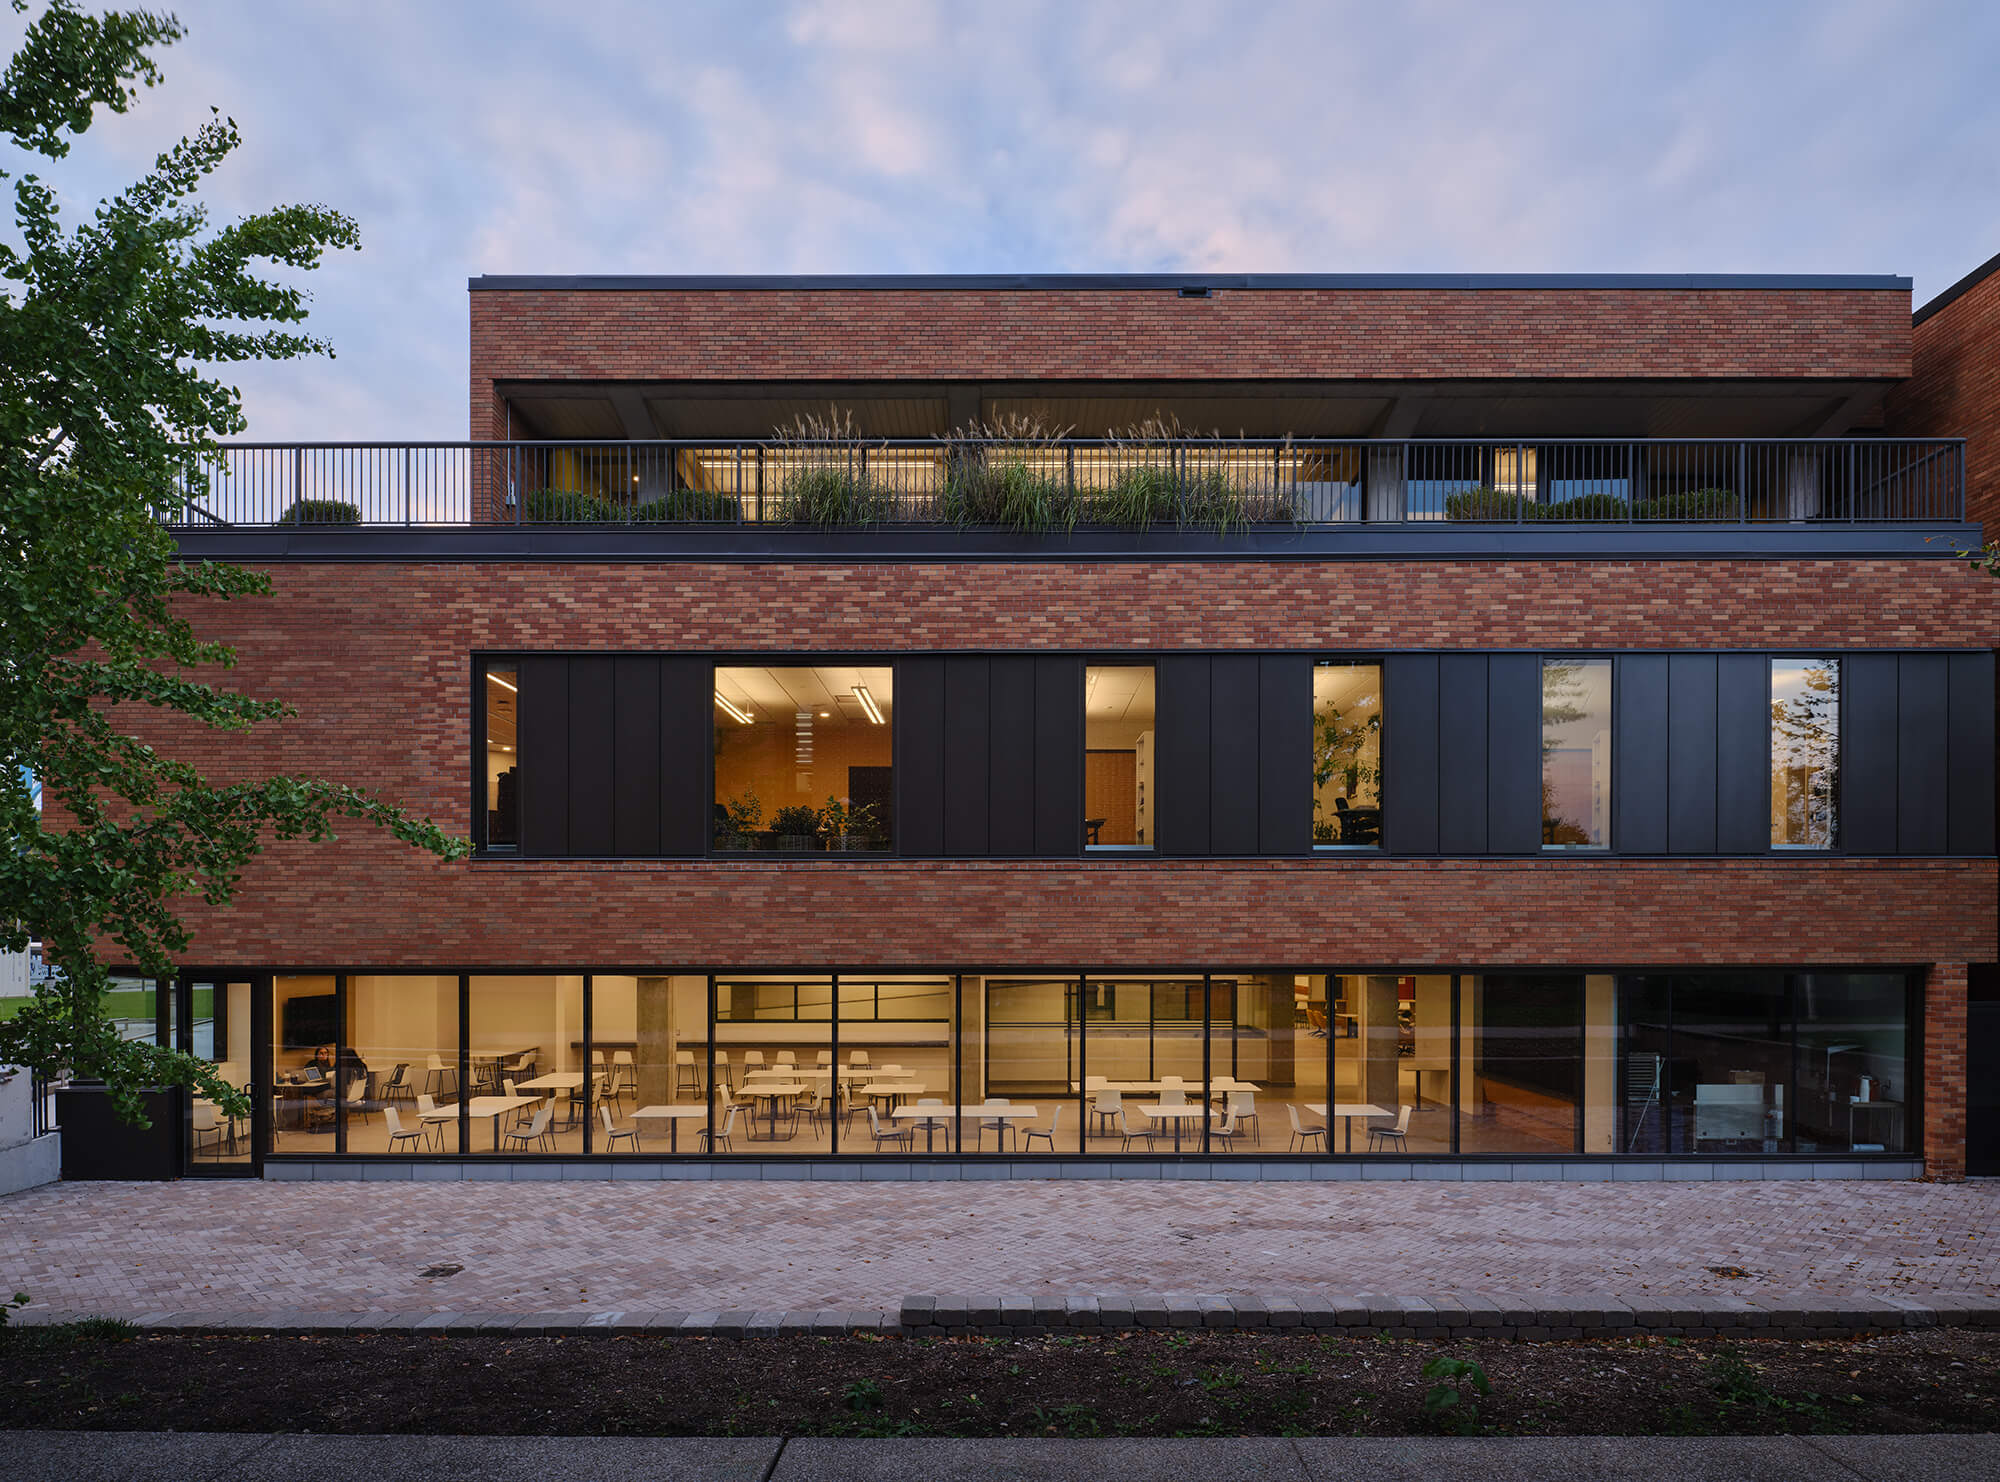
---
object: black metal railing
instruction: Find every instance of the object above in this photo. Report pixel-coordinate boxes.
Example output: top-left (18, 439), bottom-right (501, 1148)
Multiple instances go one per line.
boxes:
top-left (167, 437), bottom-right (1966, 530)
top-left (32, 1072), bottom-right (52, 1138)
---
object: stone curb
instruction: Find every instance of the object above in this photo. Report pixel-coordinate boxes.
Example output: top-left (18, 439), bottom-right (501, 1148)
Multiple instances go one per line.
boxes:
top-left (13, 1291), bottom-right (1999, 1341)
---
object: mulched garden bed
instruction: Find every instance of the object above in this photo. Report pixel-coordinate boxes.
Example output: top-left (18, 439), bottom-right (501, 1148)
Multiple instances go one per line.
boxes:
top-left (2, 1324), bottom-right (1996, 1437)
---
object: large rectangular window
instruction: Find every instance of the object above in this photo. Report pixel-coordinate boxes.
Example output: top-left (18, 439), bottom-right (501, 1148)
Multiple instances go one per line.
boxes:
top-left (714, 975), bottom-right (832, 1152)
top-left (714, 666), bottom-right (893, 853)
top-left (1329, 973), bottom-right (1453, 1153)
top-left (1771, 657), bottom-right (1839, 849)
top-left (343, 975), bottom-right (462, 1154)
top-left (1457, 972), bottom-right (1586, 1154)
top-left (1084, 666), bottom-right (1155, 849)
top-left (1312, 662), bottom-right (1383, 848)
top-left (1795, 973), bottom-right (1910, 1155)
top-left (1542, 658), bottom-right (1611, 849)
top-left (484, 662), bottom-right (519, 848)
top-left (467, 975), bottom-right (585, 1155)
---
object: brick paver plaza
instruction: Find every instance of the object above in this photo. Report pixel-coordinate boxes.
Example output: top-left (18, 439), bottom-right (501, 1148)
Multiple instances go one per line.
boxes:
top-left (2, 1178), bottom-right (1995, 1318)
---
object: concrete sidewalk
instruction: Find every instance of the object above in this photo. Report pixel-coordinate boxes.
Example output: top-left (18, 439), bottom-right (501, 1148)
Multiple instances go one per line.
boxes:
top-left (8, 1431), bottom-right (1999, 1481)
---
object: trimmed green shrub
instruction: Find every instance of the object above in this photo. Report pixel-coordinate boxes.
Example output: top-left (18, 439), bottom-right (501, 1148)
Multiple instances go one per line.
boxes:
top-left (522, 487), bottom-right (615, 523)
top-left (630, 487), bottom-right (742, 523)
top-left (278, 497), bottom-right (361, 525)
top-left (1541, 492), bottom-right (1631, 521)
top-left (1442, 486), bottom-right (1524, 521)
top-left (1634, 486), bottom-right (1739, 521)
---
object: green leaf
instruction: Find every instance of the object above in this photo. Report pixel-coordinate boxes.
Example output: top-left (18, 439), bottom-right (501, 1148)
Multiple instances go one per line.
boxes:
top-left (0, 3), bottom-right (467, 1123)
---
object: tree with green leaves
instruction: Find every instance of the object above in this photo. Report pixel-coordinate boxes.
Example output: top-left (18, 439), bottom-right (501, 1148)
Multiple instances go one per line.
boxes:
top-left (0, 1), bottom-right (467, 1125)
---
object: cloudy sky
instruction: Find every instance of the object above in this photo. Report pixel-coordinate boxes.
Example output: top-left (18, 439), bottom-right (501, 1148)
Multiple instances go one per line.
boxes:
top-left (8, 0), bottom-right (1999, 440)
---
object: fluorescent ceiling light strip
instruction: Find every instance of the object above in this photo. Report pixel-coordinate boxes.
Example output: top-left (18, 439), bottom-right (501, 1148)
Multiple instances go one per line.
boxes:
top-left (714, 691), bottom-right (753, 725)
top-left (854, 684), bottom-right (884, 725)
top-left (487, 673), bottom-right (518, 693)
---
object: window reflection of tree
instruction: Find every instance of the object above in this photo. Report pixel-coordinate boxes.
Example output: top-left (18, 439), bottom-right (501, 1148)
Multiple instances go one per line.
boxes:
top-left (1772, 659), bottom-right (1838, 848)
top-left (1541, 660), bottom-right (1597, 846)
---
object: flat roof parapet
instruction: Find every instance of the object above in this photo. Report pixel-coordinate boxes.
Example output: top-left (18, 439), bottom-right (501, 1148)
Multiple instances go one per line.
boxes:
top-left (469, 272), bottom-right (1913, 294)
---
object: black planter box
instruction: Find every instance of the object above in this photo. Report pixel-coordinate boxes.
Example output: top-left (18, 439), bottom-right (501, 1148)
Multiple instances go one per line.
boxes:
top-left (56, 1086), bottom-right (182, 1181)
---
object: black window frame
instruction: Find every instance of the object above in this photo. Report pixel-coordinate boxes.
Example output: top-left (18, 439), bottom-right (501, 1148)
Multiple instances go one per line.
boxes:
top-left (473, 655), bottom-right (520, 855)
top-left (1539, 653), bottom-right (1615, 852)
top-left (1311, 655), bottom-right (1386, 852)
top-left (709, 657), bottom-right (900, 859)
top-left (1767, 653), bottom-right (1843, 854)
top-left (1082, 658), bottom-right (1159, 854)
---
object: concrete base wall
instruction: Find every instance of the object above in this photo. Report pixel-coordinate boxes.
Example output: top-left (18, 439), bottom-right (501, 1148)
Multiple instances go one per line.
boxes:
top-left (265, 1157), bottom-right (1925, 1184)
top-left (0, 1132), bottom-right (61, 1196)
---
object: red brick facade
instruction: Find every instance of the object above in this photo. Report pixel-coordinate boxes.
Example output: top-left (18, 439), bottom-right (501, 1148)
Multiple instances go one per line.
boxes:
top-left (1888, 260), bottom-right (2000, 530)
top-left (470, 285), bottom-right (1913, 440)
top-left (136, 556), bottom-right (1995, 980)
top-left (1924, 961), bottom-right (1969, 1180)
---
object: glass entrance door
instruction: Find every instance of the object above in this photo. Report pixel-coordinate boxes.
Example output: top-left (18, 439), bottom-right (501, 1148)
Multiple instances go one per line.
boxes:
top-left (178, 974), bottom-right (261, 1176)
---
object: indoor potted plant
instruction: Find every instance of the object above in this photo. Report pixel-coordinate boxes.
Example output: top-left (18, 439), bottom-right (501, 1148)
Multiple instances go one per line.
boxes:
top-left (817, 796), bottom-right (882, 852)
top-left (716, 789), bottom-right (763, 851)
top-left (771, 804), bottom-right (822, 852)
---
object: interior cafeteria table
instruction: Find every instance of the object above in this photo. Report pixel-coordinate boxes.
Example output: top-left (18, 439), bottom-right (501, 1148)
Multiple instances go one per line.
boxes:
top-left (423, 1093), bottom-right (541, 1151)
top-left (741, 1081), bottom-right (808, 1140)
top-left (892, 1103), bottom-right (1039, 1153)
top-left (857, 1079), bottom-right (924, 1111)
top-left (1134, 1102), bottom-right (1208, 1151)
top-left (1072, 1078), bottom-right (1260, 1096)
top-left (630, 1103), bottom-right (708, 1152)
top-left (1304, 1102), bottom-right (1393, 1153)
top-left (515, 1070), bottom-right (586, 1124)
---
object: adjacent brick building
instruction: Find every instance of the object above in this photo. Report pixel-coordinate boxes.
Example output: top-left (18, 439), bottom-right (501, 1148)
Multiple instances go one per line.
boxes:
top-left (138, 271), bottom-right (1996, 1182)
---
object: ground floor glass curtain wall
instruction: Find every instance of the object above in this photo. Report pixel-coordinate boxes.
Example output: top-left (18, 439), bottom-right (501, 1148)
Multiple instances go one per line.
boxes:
top-left (248, 969), bottom-right (1918, 1162)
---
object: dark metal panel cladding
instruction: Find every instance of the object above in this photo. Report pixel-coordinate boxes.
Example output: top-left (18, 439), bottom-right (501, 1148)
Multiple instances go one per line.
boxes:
top-left (1842, 653), bottom-right (1899, 854)
top-left (987, 657), bottom-right (1038, 856)
top-left (1155, 655), bottom-right (1211, 856)
top-left (1715, 654), bottom-right (1769, 854)
top-left (1486, 654), bottom-right (1543, 853)
top-left (611, 657), bottom-right (662, 857)
top-left (1667, 654), bottom-right (1719, 854)
top-left (1898, 653), bottom-right (1950, 855)
top-left (516, 655), bottom-right (568, 857)
top-left (566, 656), bottom-right (616, 856)
top-left (942, 658), bottom-right (991, 857)
top-left (1382, 654), bottom-right (1439, 853)
top-left (1208, 656), bottom-right (1261, 855)
top-left (896, 657), bottom-right (947, 856)
top-left (1032, 656), bottom-right (1082, 855)
top-left (1616, 654), bottom-right (1670, 854)
top-left (1258, 656), bottom-right (1312, 856)
top-left (1437, 654), bottom-right (1489, 854)
top-left (1947, 650), bottom-right (1997, 855)
top-left (657, 656), bottom-right (711, 857)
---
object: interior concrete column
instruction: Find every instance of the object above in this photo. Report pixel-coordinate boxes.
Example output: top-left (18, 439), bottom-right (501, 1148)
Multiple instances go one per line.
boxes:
top-left (1364, 447), bottom-right (1405, 522)
top-left (1459, 975), bottom-right (1487, 1121)
top-left (1362, 975), bottom-right (1401, 1112)
top-left (636, 976), bottom-right (674, 1107)
top-left (1582, 974), bottom-right (1617, 1154)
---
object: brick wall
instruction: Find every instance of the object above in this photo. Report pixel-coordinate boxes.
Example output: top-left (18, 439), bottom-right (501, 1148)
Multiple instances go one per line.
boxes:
top-left (1888, 263), bottom-right (2000, 530)
top-left (1925, 961), bottom-right (1969, 1179)
top-left (470, 285), bottom-right (1913, 440)
top-left (105, 554), bottom-right (1996, 973)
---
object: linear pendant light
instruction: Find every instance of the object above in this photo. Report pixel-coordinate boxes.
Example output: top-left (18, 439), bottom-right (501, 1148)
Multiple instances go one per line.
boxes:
top-left (854, 683), bottom-right (884, 725)
top-left (714, 692), bottom-right (753, 725)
